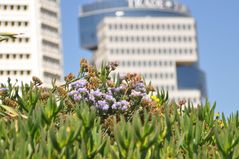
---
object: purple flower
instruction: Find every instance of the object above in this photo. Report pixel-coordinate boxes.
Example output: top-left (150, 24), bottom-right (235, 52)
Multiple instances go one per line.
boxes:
top-left (121, 105), bottom-right (128, 111)
top-left (104, 94), bottom-right (116, 102)
top-left (77, 87), bottom-right (88, 93)
top-left (119, 73), bottom-right (127, 80)
top-left (134, 82), bottom-right (146, 92)
top-left (142, 96), bottom-right (152, 102)
top-left (0, 88), bottom-right (8, 92)
top-left (130, 90), bottom-right (141, 97)
top-left (113, 85), bottom-right (127, 92)
top-left (71, 80), bottom-right (87, 89)
top-left (68, 90), bottom-right (77, 96)
top-left (88, 94), bottom-right (95, 103)
top-left (92, 89), bottom-right (102, 97)
top-left (112, 100), bottom-right (130, 111)
top-left (107, 88), bottom-right (113, 95)
top-left (119, 100), bottom-right (129, 105)
top-left (102, 105), bottom-right (109, 110)
top-left (73, 95), bottom-right (81, 101)
top-left (112, 103), bottom-right (119, 110)
top-left (135, 82), bottom-right (144, 88)
top-left (96, 100), bottom-right (109, 110)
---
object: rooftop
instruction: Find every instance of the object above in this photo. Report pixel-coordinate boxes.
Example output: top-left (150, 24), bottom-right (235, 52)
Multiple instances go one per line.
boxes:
top-left (80, 0), bottom-right (190, 16)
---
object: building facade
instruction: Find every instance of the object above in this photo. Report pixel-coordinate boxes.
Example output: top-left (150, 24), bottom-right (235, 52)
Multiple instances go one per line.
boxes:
top-left (79, 0), bottom-right (206, 104)
top-left (0, 0), bottom-right (63, 86)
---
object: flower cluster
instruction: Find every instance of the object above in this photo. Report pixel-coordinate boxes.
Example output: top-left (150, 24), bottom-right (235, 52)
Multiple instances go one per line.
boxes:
top-left (67, 60), bottom-right (157, 117)
top-left (68, 79), bottom-right (127, 111)
top-left (68, 78), bottom-right (153, 113)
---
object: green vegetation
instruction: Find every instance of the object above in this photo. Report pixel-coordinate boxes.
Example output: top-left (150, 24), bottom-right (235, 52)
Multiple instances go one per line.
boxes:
top-left (0, 59), bottom-right (239, 159)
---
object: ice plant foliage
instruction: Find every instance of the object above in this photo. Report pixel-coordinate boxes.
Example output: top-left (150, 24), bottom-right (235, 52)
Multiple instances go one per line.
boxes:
top-left (0, 59), bottom-right (239, 158)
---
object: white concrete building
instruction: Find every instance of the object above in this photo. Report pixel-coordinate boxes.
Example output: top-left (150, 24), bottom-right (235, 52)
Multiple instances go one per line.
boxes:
top-left (94, 17), bottom-right (206, 104)
top-left (0, 0), bottom-right (63, 86)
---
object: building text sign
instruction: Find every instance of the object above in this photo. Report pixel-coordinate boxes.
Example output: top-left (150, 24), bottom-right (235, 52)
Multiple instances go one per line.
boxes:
top-left (128, 0), bottom-right (173, 9)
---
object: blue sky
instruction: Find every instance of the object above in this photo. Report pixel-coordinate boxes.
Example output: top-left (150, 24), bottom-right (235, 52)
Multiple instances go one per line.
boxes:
top-left (61, 0), bottom-right (239, 115)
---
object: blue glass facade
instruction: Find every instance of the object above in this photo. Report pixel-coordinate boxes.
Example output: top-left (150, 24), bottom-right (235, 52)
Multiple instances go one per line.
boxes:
top-left (79, 0), bottom-right (189, 49)
top-left (177, 64), bottom-right (207, 97)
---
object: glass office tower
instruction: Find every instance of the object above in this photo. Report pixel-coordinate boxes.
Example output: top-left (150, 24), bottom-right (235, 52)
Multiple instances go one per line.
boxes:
top-left (79, 0), bottom-right (207, 104)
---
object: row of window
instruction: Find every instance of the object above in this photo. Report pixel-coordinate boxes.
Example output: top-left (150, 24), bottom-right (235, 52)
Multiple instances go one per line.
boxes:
top-left (1, 38), bottom-right (30, 43)
top-left (142, 72), bottom-right (174, 79)
top-left (44, 72), bottom-right (60, 80)
top-left (44, 0), bottom-right (57, 2)
top-left (41, 24), bottom-right (58, 34)
top-left (0, 5), bottom-right (28, 11)
top-left (156, 85), bottom-right (175, 91)
top-left (40, 7), bottom-right (57, 19)
top-left (119, 60), bottom-right (173, 67)
top-left (0, 21), bottom-right (29, 27)
top-left (108, 23), bottom-right (193, 31)
top-left (111, 72), bottom-right (174, 80)
top-left (41, 0), bottom-right (58, 6)
top-left (42, 39), bottom-right (59, 49)
top-left (0, 54), bottom-right (30, 60)
top-left (108, 36), bottom-right (194, 43)
top-left (0, 70), bottom-right (31, 76)
top-left (43, 56), bottom-right (60, 65)
top-left (109, 48), bottom-right (195, 55)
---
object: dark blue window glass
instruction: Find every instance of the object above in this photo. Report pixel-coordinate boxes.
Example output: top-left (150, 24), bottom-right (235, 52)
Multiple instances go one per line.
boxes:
top-left (177, 64), bottom-right (207, 97)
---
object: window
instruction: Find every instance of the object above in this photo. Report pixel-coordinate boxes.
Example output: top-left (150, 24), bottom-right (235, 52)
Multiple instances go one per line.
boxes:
top-left (42, 24), bottom-right (58, 34)
top-left (0, 54), bottom-right (30, 60)
top-left (0, 4), bottom-right (28, 11)
top-left (42, 39), bottom-right (59, 49)
top-left (0, 70), bottom-right (30, 76)
top-left (43, 56), bottom-right (60, 65)
top-left (44, 72), bottom-right (60, 80)
top-left (1, 37), bottom-right (30, 44)
top-left (41, 8), bottom-right (57, 19)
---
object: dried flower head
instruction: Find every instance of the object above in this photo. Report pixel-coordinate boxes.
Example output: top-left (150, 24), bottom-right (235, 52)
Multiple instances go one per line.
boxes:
top-left (3, 98), bottom-right (18, 107)
top-left (141, 96), bottom-right (153, 106)
top-left (64, 73), bottom-right (75, 82)
top-left (57, 86), bottom-right (67, 98)
top-left (88, 65), bottom-right (96, 77)
top-left (80, 58), bottom-right (89, 72)
top-left (107, 80), bottom-right (115, 87)
top-left (40, 92), bottom-right (50, 101)
top-left (65, 99), bottom-right (74, 108)
top-left (178, 99), bottom-right (186, 108)
top-left (0, 88), bottom-right (8, 96)
top-left (87, 77), bottom-right (101, 89)
top-left (32, 76), bottom-right (42, 86)
top-left (146, 83), bottom-right (155, 92)
top-left (109, 61), bottom-right (119, 71)
top-left (103, 115), bottom-right (115, 135)
top-left (126, 73), bottom-right (136, 81)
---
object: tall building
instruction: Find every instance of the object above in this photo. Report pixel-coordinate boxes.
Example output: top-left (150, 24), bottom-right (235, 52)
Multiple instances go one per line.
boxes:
top-left (79, 0), bottom-right (206, 104)
top-left (0, 0), bottom-right (63, 86)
